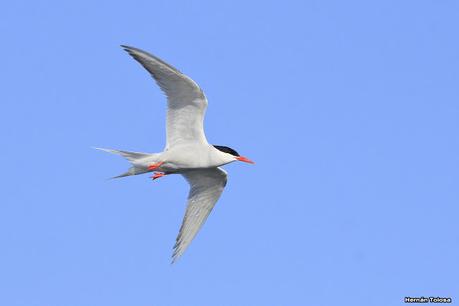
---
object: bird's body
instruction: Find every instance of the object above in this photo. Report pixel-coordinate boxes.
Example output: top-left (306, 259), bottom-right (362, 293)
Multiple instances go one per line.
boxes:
top-left (99, 144), bottom-right (236, 175)
top-left (157, 143), bottom-right (236, 171)
top-left (97, 46), bottom-right (253, 262)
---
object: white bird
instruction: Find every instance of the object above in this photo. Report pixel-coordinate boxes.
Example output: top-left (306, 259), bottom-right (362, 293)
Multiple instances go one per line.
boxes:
top-left (97, 45), bottom-right (254, 262)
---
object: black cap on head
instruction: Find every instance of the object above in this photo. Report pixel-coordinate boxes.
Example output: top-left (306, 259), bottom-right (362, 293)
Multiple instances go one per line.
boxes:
top-left (213, 145), bottom-right (240, 157)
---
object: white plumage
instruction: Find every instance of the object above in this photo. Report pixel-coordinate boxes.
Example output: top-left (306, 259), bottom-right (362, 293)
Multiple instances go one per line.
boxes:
top-left (98, 45), bottom-right (254, 262)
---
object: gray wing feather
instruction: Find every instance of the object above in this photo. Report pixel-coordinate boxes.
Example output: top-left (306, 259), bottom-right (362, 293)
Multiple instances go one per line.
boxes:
top-left (172, 168), bottom-right (228, 262)
top-left (121, 45), bottom-right (209, 149)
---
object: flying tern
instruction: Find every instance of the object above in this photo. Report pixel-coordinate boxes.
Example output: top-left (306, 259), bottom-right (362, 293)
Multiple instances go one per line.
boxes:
top-left (97, 45), bottom-right (254, 262)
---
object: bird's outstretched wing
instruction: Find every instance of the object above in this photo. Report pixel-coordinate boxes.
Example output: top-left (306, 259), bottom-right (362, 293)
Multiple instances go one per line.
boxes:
top-left (173, 168), bottom-right (228, 262)
top-left (121, 45), bottom-right (209, 149)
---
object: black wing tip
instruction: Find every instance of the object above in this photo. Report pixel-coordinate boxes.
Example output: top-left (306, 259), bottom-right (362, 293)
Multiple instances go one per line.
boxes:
top-left (120, 44), bottom-right (158, 64)
top-left (121, 44), bottom-right (147, 57)
top-left (120, 44), bottom-right (185, 75)
top-left (171, 250), bottom-right (180, 264)
top-left (120, 44), bottom-right (139, 56)
top-left (171, 236), bottom-right (185, 264)
top-left (120, 44), bottom-right (134, 50)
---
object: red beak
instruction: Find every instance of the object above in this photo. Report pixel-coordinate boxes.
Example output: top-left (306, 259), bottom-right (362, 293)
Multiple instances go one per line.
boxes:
top-left (236, 156), bottom-right (255, 164)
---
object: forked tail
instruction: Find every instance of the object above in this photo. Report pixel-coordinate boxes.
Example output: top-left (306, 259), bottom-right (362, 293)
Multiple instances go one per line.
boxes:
top-left (94, 147), bottom-right (154, 179)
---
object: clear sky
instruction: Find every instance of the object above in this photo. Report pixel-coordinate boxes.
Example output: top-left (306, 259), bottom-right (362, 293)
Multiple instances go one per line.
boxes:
top-left (1, 1), bottom-right (458, 305)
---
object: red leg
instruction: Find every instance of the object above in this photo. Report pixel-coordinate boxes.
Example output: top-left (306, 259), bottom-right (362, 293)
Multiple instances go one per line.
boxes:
top-left (148, 161), bottom-right (164, 171)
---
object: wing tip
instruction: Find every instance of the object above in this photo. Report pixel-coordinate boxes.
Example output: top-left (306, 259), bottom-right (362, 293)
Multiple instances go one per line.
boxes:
top-left (120, 44), bottom-right (139, 57)
top-left (120, 44), bottom-right (186, 76)
top-left (171, 249), bottom-right (181, 264)
top-left (120, 45), bottom-right (150, 61)
top-left (120, 44), bottom-right (134, 51)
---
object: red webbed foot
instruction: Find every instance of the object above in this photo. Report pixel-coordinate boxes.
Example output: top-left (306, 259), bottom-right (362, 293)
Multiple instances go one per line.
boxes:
top-left (151, 172), bottom-right (166, 180)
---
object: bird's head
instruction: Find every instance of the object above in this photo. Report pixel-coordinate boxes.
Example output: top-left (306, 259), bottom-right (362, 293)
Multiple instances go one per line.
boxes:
top-left (213, 145), bottom-right (255, 164)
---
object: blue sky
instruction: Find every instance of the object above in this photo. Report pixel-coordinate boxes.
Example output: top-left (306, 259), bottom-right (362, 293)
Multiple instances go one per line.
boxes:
top-left (1, 0), bottom-right (458, 305)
